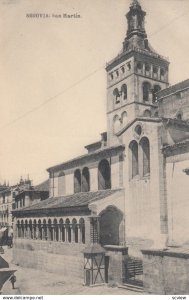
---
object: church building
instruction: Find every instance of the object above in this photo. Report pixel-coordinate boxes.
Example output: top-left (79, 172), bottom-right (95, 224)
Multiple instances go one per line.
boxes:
top-left (12, 0), bottom-right (189, 293)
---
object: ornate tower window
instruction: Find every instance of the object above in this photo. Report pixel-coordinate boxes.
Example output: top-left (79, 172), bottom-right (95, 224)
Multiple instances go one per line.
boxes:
top-left (113, 88), bottom-right (120, 104)
top-left (143, 82), bottom-right (151, 102)
top-left (121, 84), bottom-right (127, 100)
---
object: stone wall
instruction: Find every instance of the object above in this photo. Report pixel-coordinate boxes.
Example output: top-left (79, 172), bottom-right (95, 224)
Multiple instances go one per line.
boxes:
top-left (104, 245), bottom-right (128, 285)
top-left (142, 248), bottom-right (189, 295)
top-left (13, 239), bottom-right (85, 282)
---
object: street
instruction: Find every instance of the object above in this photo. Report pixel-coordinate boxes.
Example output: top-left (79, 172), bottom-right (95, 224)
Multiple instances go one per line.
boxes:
top-left (1, 246), bottom-right (142, 295)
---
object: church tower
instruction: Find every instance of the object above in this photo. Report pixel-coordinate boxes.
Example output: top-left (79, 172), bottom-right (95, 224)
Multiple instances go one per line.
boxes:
top-left (106, 0), bottom-right (169, 146)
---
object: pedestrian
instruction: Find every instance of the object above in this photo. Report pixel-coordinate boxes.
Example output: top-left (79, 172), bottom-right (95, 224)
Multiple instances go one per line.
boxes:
top-left (9, 275), bottom-right (16, 289)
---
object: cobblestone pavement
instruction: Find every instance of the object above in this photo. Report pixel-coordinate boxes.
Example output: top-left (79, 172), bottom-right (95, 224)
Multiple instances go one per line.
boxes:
top-left (1, 246), bottom-right (143, 295)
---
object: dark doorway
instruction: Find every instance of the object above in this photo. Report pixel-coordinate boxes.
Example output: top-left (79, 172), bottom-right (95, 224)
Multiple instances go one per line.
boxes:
top-left (99, 206), bottom-right (123, 246)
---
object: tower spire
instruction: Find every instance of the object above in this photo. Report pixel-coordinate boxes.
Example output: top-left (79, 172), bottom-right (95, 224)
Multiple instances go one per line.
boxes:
top-left (123, 0), bottom-right (147, 52)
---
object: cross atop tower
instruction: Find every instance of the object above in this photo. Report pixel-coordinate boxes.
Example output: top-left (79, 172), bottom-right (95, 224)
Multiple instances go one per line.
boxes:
top-left (130, 0), bottom-right (141, 8)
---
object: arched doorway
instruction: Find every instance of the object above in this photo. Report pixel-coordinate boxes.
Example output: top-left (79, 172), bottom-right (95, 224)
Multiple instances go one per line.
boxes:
top-left (99, 206), bottom-right (123, 246)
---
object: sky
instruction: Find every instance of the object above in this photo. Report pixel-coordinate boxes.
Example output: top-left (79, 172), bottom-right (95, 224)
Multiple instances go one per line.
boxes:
top-left (0, 0), bottom-right (189, 186)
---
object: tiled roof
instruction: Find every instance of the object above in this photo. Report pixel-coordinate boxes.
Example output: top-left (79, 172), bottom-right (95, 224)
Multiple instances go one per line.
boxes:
top-left (13, 189), bottom-right (121, 214)
top-left (34, 179), bottom-right (49, 192)
top-left (157, 79), bottom-right (189, 99)
top-left (47, 145), bottom-right (125, 172)
top-left (162, 139), bottom-right (189, 152)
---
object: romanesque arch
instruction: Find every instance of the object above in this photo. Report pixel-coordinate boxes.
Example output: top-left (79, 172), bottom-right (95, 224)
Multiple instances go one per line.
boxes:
top-left (98, 159), bottom-right (111, 190)
top-left (82, 167), bottom-right (90, 192)
top-left (99, 206), bottom-right (124, 246)
top-left (74, 169), bottom-right (81, 193)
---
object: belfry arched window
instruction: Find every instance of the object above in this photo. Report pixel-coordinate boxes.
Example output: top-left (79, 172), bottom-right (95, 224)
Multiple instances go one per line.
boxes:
top-left (121, 84), bottom-right (127, 100)
top-left (113, 88), bottom-right (120, 104)
top-left (129, 141), bottom-right (139, 178)
top-left (74, 169), bottom-right (81, 193)
top-left (153, 85), bottom-right (161, 102)
top-left (98, 159), bottom-right (111, 190)
top-left (140, 137), bottom-right (150, 176)
top-left (143, 82), bottom-right (151, 102)
top-left (82, 167), bottom-right (90, 192)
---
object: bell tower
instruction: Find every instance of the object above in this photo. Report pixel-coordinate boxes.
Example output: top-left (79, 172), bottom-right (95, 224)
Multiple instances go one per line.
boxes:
top-left (106, 0), bottom-right (169, 146)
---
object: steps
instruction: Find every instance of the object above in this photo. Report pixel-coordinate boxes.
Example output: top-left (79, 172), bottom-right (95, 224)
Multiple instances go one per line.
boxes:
top-left (119, 282), bottom-right (144, 293)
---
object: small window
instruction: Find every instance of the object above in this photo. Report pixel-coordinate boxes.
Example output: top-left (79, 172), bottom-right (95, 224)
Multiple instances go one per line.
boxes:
top-left (143, 110), bottom-right (151, 118)
top-left (176, 112), bottom-right (183, 120)
top-left (127, 62), bottom-right (131, 71)
top-left (109, 73), bottom-right (114, 80)
top-left (134, 124), bottom-right (142, 136)
top-left (121, 66), bottom-right (125, 74)
top-left (145, 64), bottom-right (150, 72)
top-left (116, 70), bottom-right (119, 77)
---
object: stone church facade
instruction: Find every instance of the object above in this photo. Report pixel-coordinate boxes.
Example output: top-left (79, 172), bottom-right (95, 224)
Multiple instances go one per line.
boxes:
top-left (12, 0), bottom-right (189, 292)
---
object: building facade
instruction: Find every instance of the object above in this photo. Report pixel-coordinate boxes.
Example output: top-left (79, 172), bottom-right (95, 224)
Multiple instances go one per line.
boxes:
top-left (12, 0), bottom-right (189, 291)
